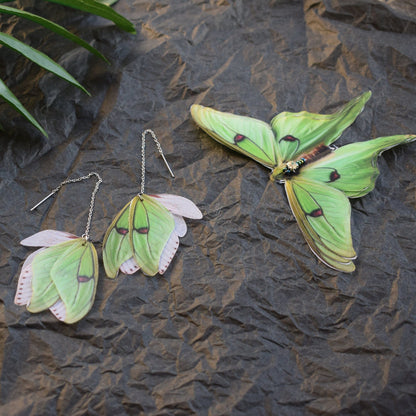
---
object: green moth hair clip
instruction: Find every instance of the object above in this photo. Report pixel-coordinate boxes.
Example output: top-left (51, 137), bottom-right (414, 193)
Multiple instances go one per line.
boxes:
top-left (103, 129), bottom-right (202, 278)
top-left (191, 92), bottom-right (416, 272)
top-left (15, 172), bottom-right (102, 323)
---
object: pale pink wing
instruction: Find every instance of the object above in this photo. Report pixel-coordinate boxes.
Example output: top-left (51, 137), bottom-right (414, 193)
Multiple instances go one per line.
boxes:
top-left (21, 230), bottom-right (78, 247)
top-left (14, 248), bottom-right (45, 306)
top-left (173, 214), bottom-right (187, 237)
top-left (158, 232), bottom-right (180, 275)
top-left (149, 194), bottom-right (203, 219)
top-left (120, 257), bottom-right (140, 275)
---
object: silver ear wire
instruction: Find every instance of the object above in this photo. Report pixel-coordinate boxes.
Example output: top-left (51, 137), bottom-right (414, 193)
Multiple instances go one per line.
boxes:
top-left (30, 172), bottom-right (103, 241)
top-left (140, 129), bottom-right (175, 195)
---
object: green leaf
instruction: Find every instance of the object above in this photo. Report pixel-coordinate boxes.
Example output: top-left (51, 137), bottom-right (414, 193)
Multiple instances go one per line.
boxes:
top-left (0, 78), bottom-right (48, 136)
top-left (0, 4), bottom-right (109, 63)
top-left (0, 32), bottom-right (89, 95)
top-left (46, 0), bottom-right (136, 33)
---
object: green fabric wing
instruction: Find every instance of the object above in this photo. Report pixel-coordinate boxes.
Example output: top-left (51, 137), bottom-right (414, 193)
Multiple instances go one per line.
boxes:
top-left (103, 200), bottom-right (134, 278)
top-left (130, 195), bottom-right (175, 276)
top-left (27, 240), bottom-right (74, 312)
top-left (272, 91), bottom-right (371, 164)
top-left (285, 178), bottom-right (356, 272)
top-left (191, 104), bottom-right (278, 168)
top-left (50, 239), bottom-right (98, 324)
top-left (301, 134), bottom-right (416, 198)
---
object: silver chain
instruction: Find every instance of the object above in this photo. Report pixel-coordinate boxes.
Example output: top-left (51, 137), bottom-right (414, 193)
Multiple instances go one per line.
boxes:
top-left (140, 129), bottom-right (175, 195)
top-left (30, 172), bottom-right (103, 241)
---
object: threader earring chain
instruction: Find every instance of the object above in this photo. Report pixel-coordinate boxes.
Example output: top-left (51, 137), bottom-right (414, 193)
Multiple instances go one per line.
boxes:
top-left (140, 129), bottom-right (175, 195)
top-left (30, 172), bottom-right (103, 241)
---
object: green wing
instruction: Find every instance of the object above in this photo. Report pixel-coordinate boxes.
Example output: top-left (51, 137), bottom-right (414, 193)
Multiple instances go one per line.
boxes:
top-left (26, 241), bottom-right (73, 312)
top-left (191, 92), bottom-right (371, 168)
top-left (50, 239), bottom-right (98, 324)
top-left (130, 195), bottom-right (175, 276)
top-left (300, 134), bottom-right (416, 197)
top-left (103, 199), bottom-right (134, 278)
top-left (285, 178), bottom-right (356, 272)
top-left (272, 91), bottom-right (371, 164)
top-left (191, 104), bottom-right (278, 168)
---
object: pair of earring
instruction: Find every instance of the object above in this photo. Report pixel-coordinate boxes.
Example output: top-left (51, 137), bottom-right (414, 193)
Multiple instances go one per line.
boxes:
top-left (14, 130), bottom-right (202, 324)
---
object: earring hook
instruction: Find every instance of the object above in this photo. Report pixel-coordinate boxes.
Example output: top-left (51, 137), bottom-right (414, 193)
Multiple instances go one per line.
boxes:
top-left (30, 172), bottom-right (103, 241)
top-left (140, 129), bottom-right (175, 195)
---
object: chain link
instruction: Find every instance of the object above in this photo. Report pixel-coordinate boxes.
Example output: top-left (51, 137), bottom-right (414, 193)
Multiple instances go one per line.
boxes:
top-left (30, 172), bottom-right (103, 241)
top-left (140, 129), bottom-right (175, 195)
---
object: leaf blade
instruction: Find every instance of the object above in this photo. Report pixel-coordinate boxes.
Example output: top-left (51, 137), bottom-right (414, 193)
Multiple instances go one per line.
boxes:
top-left (45, 0), bottom-right (136, 33)
top-left (0, 32), bottom-right (89, 95)
top-left (0, 78), bottom-right (48, 136)
top-left (0, 4), bottom-right (108, 62)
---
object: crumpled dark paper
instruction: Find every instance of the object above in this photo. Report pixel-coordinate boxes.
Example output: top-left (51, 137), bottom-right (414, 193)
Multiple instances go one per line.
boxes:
top-left (1, 1), bottom-right (416, 414)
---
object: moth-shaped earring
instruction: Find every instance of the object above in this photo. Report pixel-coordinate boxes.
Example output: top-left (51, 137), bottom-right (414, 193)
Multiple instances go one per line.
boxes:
top-left (103, 129), bottom-right (202, 278)
top-left (14, 172), bottom-right (103, 324)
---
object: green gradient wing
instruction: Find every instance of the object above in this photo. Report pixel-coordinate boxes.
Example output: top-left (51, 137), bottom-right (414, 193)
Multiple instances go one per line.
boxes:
top-left (272, 91), bottom-right (371, 164)
top-left (130, 195), bottom-right (175, 276)
top-left (27, 241), bottom-right (73, 312)
top-left (301, 134), bottom-right (416, 198)
top-left (191, 104), bottom-right (278, 168)
top-left (50, 239), bottom-right (98, 324)
top-left (285, 178), bottom-right (356, 272)
top-left (103, 199), bottom-right (134, 278)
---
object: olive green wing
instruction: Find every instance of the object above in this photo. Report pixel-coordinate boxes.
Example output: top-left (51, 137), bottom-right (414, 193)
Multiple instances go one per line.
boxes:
top-left (301, 134), bottom-right (416, 197)
top-left (26, 240), bottom-right (75, 312)
top-left (49, 239), bottom-right (98, 324)
top-left (272, 91), bottom-right (371, 164)
top-left (191, 104), bottom-right (279, 168)
top-left (103, 199), bottom-right (135, 278)
top-left (285, 178), bottom-right (356, 272)
top-left (130, 195), bottom-right (175, 276)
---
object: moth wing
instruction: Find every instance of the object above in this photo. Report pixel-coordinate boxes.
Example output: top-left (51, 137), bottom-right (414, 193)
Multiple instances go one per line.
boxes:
top-left (172, 214), bottom-right (187, 237)
top-left (191, 104), bottom-right (278, 168)
top-left (285, 178), bottom-right (356, 272)
top-left (302, 134), bottom-right (416, 198)
top-left (272, 91), bottom-right (371, 163)
top-left (26, 241), bottom-right (74, 312)
top-left (51, 239), bottom-right (98, 324)
top-left (158, 232), bottom-right (180, 275)
top-left (14, 248), bottom-right (44, 306)
top-left (103, 199), bottom-right (134, 278)
top-left (130, 195), bottom-right (175, 276)
top-left (157, 213), bottom-right (190, 274)
top-left (150, 193), bottom-right (203, 219)
top-left (21, 230), bottom-right (78, 247)
top-left (120, 257), bottom-right (140, 275)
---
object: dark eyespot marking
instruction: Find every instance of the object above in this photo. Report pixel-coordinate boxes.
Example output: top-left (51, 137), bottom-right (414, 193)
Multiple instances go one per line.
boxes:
top-left (234, 134), bottom-right (245, 143)
top-left (329, 170), bottom-right (340, 182)
top-left (279, 135), bottom-right (299, 143)
top-left (116, 227), bottom-right (128, 235)
top-left (137, 227), bottom-right (149, 234)
top-left (77, 275), bottom-right (93, 283)
top-left (308, 208), bottom-right (323, 218)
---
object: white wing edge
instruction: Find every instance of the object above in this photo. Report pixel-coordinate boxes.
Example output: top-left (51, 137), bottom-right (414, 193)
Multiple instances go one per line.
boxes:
top-left (173, 214), bottom-right (187, 237)
top-left (158, 232), bottom-right (180, 275)
top-left (50, 299), bottom-right (67, 322)
top-left (14, 248), bottom-right (45, 306)
top-left (21, 230), bottom-right (78, 247)
top-left (149, 194), bottom-right (203, 219)
top-left (120, 257), bottom-right (140, 275)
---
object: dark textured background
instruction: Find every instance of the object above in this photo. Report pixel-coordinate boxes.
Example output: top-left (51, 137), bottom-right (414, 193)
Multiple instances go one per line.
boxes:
top-left (1, 0), bottom-right (416, 414)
